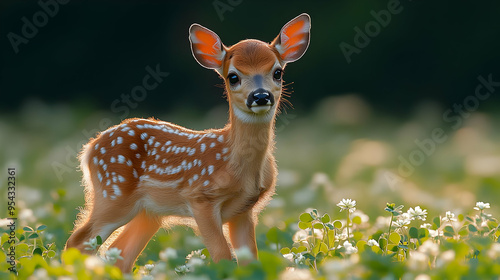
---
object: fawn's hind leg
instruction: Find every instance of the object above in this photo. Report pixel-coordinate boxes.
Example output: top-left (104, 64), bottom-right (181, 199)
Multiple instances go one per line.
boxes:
top-left (109, 210), bottom-right (161, 272)
top-left (65, 192), bottom-right (140, 253)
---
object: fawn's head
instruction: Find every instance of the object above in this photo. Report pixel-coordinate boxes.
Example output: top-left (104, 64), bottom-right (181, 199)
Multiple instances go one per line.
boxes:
top-left (189, 14), bottom-right (311, 123)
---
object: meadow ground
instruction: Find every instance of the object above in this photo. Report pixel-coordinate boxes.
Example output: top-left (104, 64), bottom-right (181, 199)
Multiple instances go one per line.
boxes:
top-left (1, 95), bottom-right (500, 279)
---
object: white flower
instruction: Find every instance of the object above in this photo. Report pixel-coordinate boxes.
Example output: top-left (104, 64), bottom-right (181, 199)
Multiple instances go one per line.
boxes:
top-left (159, 247), bottom-right (178, 261)
top-left (394, 213), bottom-right (411, 228)
top-left (436, 250), bottom-right (455, 268)
top-left (415, 274), bottom-right (431, 280)
top-left (187, 257), bottom-right (204, 268)
top-left (234, 246), bottom-right (254, 262)
top-left (474, 202), bottom-right (490, 211)
top-left (367, 239), bottom-right (379, 247)
top-left (279, 268), bottom-right (313, 280)
top-left (420, 223), bottom-right (432, 229)
top-left (428, 229), bottom-right (443, 238)
top-left (407, 251), bottom-right (429, 271)
top-left (84, 255), bottom-right (105, 270)
top-left (144, 264), bottom-right (155, 272)
top-left (418, 240), bottom-right (439, 256)
top-left (293, 229), bottom-right (309, 244)
top-left (441, 211), bottom-right (457, 223)
top-left (337, 198), bottom-right (357, 213)
top-left (105, 247), bottom-right (124, 264)
top-left (487, 243), bottom-right (500, 259)
top-left (186, 249), bottom-right (206, 260)
top-left (313, 228), bottom-right (324, 240)
top-left (343, 241), bottom-right (358, 254)
top-left (294, 253), bottom-right (306, 264)
top-left (19, 208), bottom-right (36, 223)
top-left (407, 206), bottom-right (427, 221)
top-left (83, 237), bottom-right (99, 251)
top-left (175, 264), bottom-right (190, 274)
top-left (283, 253), bottom-right (294, 262)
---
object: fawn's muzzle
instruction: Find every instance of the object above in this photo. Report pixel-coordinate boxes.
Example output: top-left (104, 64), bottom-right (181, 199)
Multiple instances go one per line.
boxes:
top-left (246, 88), bottom-right (275, 111)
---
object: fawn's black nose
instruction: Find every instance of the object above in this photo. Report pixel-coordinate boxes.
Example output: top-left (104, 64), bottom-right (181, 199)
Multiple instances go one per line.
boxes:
top-left (246, 88), bottom-right (275, 108)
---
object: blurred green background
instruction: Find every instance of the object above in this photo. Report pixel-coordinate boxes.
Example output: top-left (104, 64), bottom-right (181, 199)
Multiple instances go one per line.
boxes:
top-left (1, 0), bottom-right (500, 265)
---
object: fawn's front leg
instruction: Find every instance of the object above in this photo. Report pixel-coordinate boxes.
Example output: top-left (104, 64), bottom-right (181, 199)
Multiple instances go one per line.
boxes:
top-left (228, 211), bottom-right (257, 264)
top-left (191, 200), bottom-right (232, 262)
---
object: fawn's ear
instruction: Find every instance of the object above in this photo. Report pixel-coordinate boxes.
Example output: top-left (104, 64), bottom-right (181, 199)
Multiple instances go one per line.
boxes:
top-left (189, 24), bottom-right (226, 72)
top-left (272, 13), bottom-right (311, 64)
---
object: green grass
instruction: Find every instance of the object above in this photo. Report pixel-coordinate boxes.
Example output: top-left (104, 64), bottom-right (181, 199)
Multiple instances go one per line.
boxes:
top-left (1, 97), bottom-right (500, 279)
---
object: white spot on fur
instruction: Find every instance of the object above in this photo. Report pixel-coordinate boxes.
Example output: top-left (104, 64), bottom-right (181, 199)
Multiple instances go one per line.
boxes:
top-left (141, 133), bottom-right (148, 140)
top-left (128, 130), bottom-right (135, 136)
top-left (130, 143), bottom-right (138, 150)
top-left (118, 175), bottom-right (125, 183)
top-left (110, 156), bottom-right (116, 163)
top-left (117, 137), bottom-right (123, 144)
top-left (216, 153), bottom-right (221, 160)
top-left (118, 155), bottom-right (126, 164)
top-left (99, 159), bottom-right (104, 165)
top-left (133, 169), bottom-right (138, 178)
top-left (203, 180), bottom-right (210, 186)
top-left (94, 144), bottom-right (99, 150)
top-left (111, 139), bottom-right (116, 147)
top-left (103, 190), bottom-right (107, 198)
top-left (218, 135), bottom-right (224, 142)
top-left (208, 165), bottom-right (214, 175)
top-left (222, 147), bottom-right (229, 154)
top-left (112, 185), bottom-right (122, 196)
top-left (210, 142), bottom-right (216, 148)
top-left (93, 157), bottom-right (98, 165)
top-left (200, 143), bottom-right (206, 152)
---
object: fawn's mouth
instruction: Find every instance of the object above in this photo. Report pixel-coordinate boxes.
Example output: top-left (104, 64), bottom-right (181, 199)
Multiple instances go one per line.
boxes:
top-left (248, 103), bottom-right (273, 114)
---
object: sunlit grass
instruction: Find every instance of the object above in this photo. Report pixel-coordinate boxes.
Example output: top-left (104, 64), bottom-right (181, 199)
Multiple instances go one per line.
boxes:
top-left (1, 96), bottom-right (500, 278)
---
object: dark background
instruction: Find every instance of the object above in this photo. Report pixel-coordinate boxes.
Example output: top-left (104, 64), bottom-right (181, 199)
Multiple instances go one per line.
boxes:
top-left (1, 0), bottom-right (499, 116)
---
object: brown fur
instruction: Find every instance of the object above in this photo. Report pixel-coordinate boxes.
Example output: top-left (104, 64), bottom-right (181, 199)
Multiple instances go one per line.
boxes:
top-left (66, 14), bottom-right (310, 273)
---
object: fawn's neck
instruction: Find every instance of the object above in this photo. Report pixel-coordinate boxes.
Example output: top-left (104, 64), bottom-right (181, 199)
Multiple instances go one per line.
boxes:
top-left (225, 107), bottom-right (276, 169)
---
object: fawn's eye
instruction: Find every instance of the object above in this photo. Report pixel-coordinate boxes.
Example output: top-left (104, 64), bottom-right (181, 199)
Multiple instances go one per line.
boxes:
top-left (273, 68), bottom-right (282, 81)
top-left (228, 73), bottom-right (240, 85)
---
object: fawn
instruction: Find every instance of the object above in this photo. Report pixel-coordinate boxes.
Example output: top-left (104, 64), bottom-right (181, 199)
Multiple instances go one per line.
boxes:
top-left (65, 13), bottom-right (311, 272)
